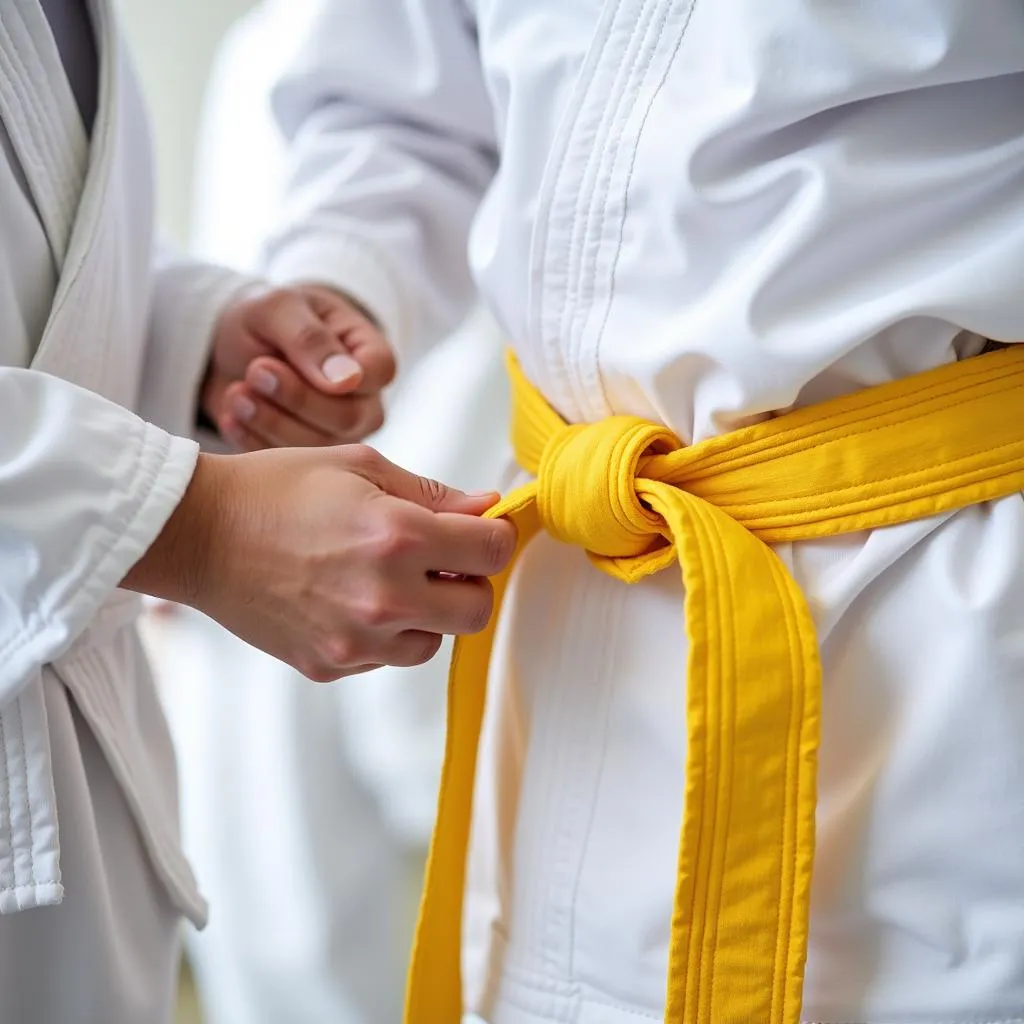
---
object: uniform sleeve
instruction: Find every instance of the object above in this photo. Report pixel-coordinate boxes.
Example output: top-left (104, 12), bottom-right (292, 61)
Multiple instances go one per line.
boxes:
top-left (0, 368), bottom-right (198, 704)
top-left (141, 246), bottom-right (258, 439)
top-left (263, 0), bottom-right (497, 365)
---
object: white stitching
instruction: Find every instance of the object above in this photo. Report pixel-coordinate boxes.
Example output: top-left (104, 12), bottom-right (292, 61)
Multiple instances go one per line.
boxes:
top-left (14, 697), bottom-right (37, 887)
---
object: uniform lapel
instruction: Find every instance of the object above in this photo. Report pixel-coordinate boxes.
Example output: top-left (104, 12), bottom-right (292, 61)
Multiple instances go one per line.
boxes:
top-left (0, 0), bottom-right (90, 273)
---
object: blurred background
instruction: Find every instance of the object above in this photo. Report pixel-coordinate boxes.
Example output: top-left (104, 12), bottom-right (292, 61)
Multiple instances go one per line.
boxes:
top-left (117, 3), bottom-right (508, 1022)
top-left (120, 0), bottom-right (255, 245)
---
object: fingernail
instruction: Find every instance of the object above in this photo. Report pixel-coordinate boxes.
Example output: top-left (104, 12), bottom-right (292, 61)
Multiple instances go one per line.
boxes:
top-left (325, 352), bottom-right (366, 385)
top-left (322, 353), bottom-right (361, 384)
top-left (231, 394), bottom-right (257, 422)
top-left (251, 368), bottom-right (278, 396)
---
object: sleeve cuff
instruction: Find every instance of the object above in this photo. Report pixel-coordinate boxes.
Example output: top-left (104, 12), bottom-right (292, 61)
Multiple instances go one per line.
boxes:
top-left (142, 260), bottom-right (260, 438)
top-left (2, 425), bottom-right (199, 701)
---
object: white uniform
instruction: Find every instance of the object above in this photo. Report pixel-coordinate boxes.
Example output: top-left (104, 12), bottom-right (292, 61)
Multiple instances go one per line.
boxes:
top-left (0, 1), bottom-right (249, 1020)
top-left (151, 4), bottom-right (510, 1022)
top-left (265, 3), bottom-right (1024, 1022)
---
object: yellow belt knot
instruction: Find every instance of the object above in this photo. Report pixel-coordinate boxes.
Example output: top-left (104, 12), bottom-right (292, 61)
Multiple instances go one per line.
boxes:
top-left (405, 344), bottom-right (1024, 1024)
top-left (536, 415), bottom-right (678, 562)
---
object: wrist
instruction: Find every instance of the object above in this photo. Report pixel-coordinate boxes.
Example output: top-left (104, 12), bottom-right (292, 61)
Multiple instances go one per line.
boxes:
top-left (121, 452), bottom-right (229, 608)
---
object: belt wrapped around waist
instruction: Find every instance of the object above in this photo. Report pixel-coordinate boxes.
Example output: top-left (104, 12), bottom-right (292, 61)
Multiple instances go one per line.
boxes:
top-left (405, 344), bottom-right (1024, 1024)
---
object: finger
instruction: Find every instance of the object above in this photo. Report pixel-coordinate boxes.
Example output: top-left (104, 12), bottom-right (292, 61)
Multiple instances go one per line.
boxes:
top-left (410, 576), bottom-right (495, 636)
top-left (339, 323), bottom-right (397, 394)
top-left (217, 411), bottom-right (269, 453)
top-left (253, 292), bottom-right (365, 394)
top-left (223, 381), bottom-right (333, 449)
top-left (423, 513), bottom-right (518, 578)
top-left (378, 630), bottom-right (444, 668)
top-left (303, 286), bottom-right (397, 394)
top-left (299, 661), bottom-right (384, 683)
top-left (200, 369), bottom-right (231, 428)
top-left (246, 357), bottom-right (385, 441)
top-left (350, 449), bottom-right (501, 514)
top-left (341, 663), bottom-right (386, 678)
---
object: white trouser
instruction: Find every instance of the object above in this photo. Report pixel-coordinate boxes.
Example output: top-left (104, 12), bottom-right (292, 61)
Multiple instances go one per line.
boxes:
top-left (0, 669), bottom-right (181, 1024)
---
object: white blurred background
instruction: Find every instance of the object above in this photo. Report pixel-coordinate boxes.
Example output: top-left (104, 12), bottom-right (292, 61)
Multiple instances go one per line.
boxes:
top-left (119, 0), bottom-right (255, 244)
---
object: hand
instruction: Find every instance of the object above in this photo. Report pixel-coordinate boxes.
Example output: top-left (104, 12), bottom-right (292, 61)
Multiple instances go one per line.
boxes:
top-left (123, 446), bottom-right (516, 681)
top-left (203, 284), bottom-right (396, 449)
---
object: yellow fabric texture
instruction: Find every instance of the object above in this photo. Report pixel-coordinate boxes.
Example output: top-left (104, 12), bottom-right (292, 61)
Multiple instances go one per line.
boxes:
top-left (404, 344), bottom-right (1024, 1024)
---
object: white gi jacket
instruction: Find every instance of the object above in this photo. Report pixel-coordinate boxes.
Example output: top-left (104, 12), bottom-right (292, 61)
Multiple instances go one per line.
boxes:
top-left (266, 3), bottom-right (1024, 1022)
top-left (0, 0), bottom-right (247, 927)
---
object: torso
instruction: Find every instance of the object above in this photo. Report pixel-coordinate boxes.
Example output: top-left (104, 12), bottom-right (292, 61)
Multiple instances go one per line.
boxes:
top-left (459, 4), bottom-right (1024, 1021)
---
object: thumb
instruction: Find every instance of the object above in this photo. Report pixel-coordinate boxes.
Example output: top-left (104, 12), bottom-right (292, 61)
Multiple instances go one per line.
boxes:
top-left (261, 293), bottom-right (365, 394)
top-left (355, 449), bottom-right (500, 514)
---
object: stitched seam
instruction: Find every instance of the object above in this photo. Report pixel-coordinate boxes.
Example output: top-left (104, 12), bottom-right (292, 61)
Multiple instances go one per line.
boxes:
top-left (1, 10), bottom-right (64, 214)
top-left (564, 0), bottom-right (659, 420)
top-left (14, 698), bottom-right (37, 888)
top-left (539, 570), bottom-right (607, 977)
top-left (681, 500), bottom-right (715, 1017)
top-left (590, 0), bottom-right (699, 415)
top-left (808, 1018), bottom-right (1024, 1024)
top-left (583, 0), bottom-right (689, 417)
top-left (567, 581), bottom-right (619, 977)
top-left (33, 0), bottom-right (119, 345)
top-left (708, 502), bottom-right (740, 1017)
top-left (2, 5), bottom-right (81, 245)
top-left (0, 880), bottom-right (61, 895)
top-left (681, 357), bottom-right (1024, 475)
top-left (713, 437), bottom-right (1024, 517)
top-left (696, 497), bottom-right (731, 1016)
top-left (10, 1), bottom-right (80, 190)
top-left (580, 993), bottom-right (660, 1020)
top-left (689, 375), bottom-right (1024, 479)
top-left (0, 713), bottom-right (12, 892)
top-left (529, 1), bottom-right (621, 415)
top-left (769, 550), bottom-right (808, 1023)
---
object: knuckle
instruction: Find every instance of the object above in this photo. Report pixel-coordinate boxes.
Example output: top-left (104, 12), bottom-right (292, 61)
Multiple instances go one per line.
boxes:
top-left (410, 633), bottom-right (442, 666)
top-left (341, 443), bottom-right (382, 474)
top-left (466, 584), bottom-right (495, 634)
top-left (369, 509), bottom-right (419, 560)
top-left (260, 289), bottom-right (289, 317)
top-left (482, 523), bottom-right (515, 575)
top-left (418, 475), bottom-right (447, 507)
top-left (293, 322), bottom-right (331, 352)
top-left (296, 656), bottom-right (340, 684)
top-left (319, 634), bottom-right (358, 668)
top-left (354, 584), bottom-right (401, 628)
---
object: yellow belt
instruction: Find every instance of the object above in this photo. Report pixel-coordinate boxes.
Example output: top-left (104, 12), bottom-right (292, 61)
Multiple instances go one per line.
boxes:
top-left (405, 344), bottom-right (1024, 1024)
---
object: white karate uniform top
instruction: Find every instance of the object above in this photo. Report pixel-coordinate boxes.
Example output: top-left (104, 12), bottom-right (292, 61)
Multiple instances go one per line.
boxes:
top-left (264, 3), bottom-right (1024, 1022)
top-left (0, 1), bottom-right (248, 1019)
